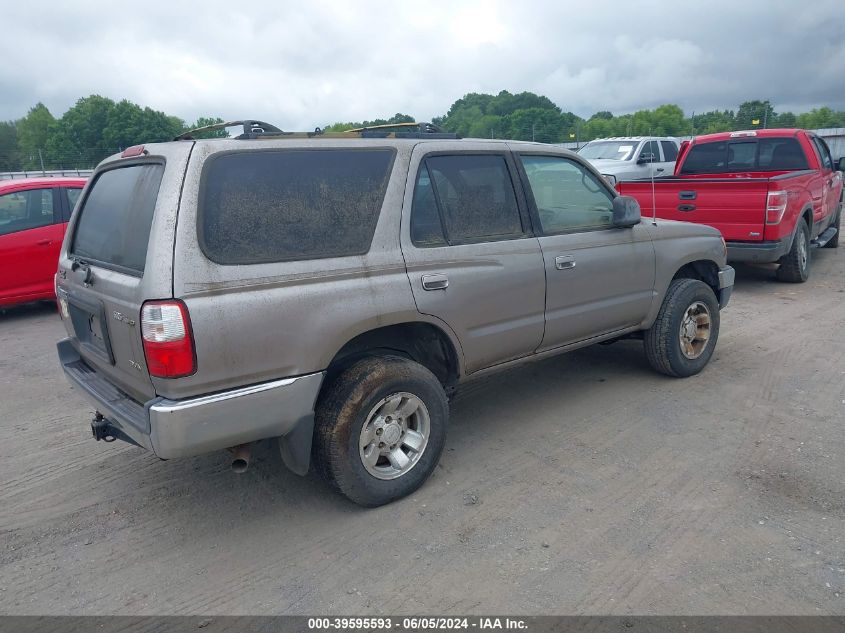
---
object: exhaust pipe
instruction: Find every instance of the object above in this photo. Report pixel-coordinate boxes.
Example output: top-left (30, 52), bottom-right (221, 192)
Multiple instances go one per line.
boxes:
top-left (229, 443), bottom-right (252, 474)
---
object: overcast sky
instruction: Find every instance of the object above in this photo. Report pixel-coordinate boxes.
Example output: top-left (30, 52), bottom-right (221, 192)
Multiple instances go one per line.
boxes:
top-left (2, 0), bottom-right (843, 128)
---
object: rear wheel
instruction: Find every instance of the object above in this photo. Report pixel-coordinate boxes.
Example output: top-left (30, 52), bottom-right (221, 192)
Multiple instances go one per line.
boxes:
top-left (644, 278), bottom-right (720, 378)
top-left (777, 220), bottom-right (810, 282)
top-left (313, 356), bottom-right (448, 507)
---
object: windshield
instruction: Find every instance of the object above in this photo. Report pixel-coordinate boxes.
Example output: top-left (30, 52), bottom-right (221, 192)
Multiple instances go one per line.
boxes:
top-left (578, 141), bottom-right (636, 161)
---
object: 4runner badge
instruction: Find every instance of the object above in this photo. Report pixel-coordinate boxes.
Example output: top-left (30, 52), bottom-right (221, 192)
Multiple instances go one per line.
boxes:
top-left (112, 311), bottom-right (136, 326)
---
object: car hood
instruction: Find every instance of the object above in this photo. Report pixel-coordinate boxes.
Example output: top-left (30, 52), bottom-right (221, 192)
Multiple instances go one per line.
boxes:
top-left (585, 158), bottom-right (633, 173)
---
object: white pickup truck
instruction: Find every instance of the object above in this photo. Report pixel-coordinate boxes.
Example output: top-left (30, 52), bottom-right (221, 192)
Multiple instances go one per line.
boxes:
top-left (578, 136), bottom-right (680, 185)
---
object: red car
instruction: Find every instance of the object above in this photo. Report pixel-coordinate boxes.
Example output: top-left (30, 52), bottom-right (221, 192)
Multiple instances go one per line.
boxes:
top-left (0, 177), bottom-right (87, 307)
top-left (617, 129), bottom-right (844, 282)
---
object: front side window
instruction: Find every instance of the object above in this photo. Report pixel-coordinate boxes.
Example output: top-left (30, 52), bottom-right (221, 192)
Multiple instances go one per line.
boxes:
top-left (639, 141), bottom-right (660, 163)
top-left (200, 149), bottom-right (394, 264)
top-left (410, 154), bottom-right (524, 246)
top-left (0, 188), bottom-right (54, 237)
top-left (521, 155), bottom-right (614, 234)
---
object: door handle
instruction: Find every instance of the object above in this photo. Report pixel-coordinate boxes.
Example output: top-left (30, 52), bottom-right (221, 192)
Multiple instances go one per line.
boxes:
top-left (421, 273), bottom-right (449, 291)
top-left (555, 255), bottom-right (576, 270)
top-left (36, 239), bottom-right (53, 246)
top-left (656, 167), bottom-right (665, 172)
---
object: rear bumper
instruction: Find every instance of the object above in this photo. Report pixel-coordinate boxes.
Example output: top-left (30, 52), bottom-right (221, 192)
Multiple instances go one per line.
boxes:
top-left (726, 238), bottom-right (790, 263)
top-left (717, 266), bottom-right (735, 309)
top-left (57, 338), bottom-right (324, 461)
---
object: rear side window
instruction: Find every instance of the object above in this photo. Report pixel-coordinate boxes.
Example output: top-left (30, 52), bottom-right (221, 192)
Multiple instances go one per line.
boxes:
top-left (410, 154), bottom-right (524, 246)
top-left (680, 138), bottom-right (809, 174)
top-left (661, 141), bottom-right (679, 162)
top-left (72, 164), bottom-right (164, 274)
top-left (200, 149), bottom-right (394, 264)
top-left (811, 137), bottom-right (834, 170)
top-left (0, 188), bottom-right (54, 236)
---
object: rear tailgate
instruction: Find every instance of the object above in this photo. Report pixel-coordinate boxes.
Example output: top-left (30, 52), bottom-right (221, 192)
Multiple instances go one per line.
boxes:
top-left (617, 178), bottom-right (770, 242)
top-left (56, 143), bottom-right (193, 405)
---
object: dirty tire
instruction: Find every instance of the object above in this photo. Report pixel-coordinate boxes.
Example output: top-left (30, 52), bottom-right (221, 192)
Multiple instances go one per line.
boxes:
top-left (777, 220), bottom-right (810, 282)
top-left (313, 356), bottom-right (448, 507)
top-left (823, 205), bottom-right (840, 248)
top-left (644, 278), bottom-right (720, 378)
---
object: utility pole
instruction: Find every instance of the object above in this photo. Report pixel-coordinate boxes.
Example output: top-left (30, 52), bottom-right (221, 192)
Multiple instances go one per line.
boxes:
top-left (38, 149), bottom-right (45, 175)
top-left (532, 124), bottom-right (535, 142)
top-left (491, 128), bottom-right (494, 139)
top-left (763, 108), bottom-right (768, 129)
top-left (690, 111), bottom-right (695, 136)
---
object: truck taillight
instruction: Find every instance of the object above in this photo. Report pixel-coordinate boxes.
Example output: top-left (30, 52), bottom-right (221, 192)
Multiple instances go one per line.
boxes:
top-left (140, 300), bottom-right (196, 378)
top-left (766, 191), bottom-right (788, 224)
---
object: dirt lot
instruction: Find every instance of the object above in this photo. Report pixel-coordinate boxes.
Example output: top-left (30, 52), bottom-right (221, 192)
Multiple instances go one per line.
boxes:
top-left (1, 250), bottom-right (844, 616)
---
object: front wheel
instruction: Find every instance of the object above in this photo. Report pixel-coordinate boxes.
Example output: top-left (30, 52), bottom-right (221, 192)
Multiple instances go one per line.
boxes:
top-left (313, 356), bottom-right (448, 507)
top-left (644, 278), bottom-right (720, 378)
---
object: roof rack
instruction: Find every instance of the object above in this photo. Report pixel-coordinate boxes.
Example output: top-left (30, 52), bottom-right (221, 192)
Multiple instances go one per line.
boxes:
top-left (174, 120), bottom-right (287, 141)
top-left (175, 119), bottom-right (460, 141)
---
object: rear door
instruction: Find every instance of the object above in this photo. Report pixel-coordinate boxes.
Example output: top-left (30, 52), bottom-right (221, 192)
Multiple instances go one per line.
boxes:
top-left (0, 184), bottom-right (64, 302)
top-left (809, 135), bottom-right (841, 229)
top-left (516, 152), bottom-right (655, 348)
top-left (401, 149), bottom-right (546, 373)
top-left (57, 144), bottom-right (192, 404)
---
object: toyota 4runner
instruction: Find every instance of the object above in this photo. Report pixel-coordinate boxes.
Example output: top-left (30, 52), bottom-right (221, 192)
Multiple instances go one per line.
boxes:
top-left (55, 121), bottom-right (734, 506)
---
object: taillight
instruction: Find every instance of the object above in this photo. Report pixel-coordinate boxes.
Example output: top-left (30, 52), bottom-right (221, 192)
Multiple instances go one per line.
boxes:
top-left (766, 191), bottom-right (788, 224)
top-left (140, 300), bottom-right (196, 378)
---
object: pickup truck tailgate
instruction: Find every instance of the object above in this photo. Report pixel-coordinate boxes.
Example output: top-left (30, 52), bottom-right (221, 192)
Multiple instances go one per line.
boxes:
top-left (618, 178), bottom-right (770, 242)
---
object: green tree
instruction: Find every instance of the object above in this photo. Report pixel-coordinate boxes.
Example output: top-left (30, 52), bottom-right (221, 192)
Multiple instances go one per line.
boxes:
top-left (185, 117), bottom-right (229, 139)
top-left (17, 103), bottom-right (55, 169)
top-left (46, 95), bottom-right (117, 169)
top-left (736, 100), bottom-right (775, 129)
top-left (0, 121), bottom-right (19, 171)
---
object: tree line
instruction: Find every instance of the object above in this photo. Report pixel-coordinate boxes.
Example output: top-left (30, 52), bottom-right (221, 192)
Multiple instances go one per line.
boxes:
top-left (0, 96), bottom-right (226, 172)
top-left (326, 92), bottom-right (845, 145)
top-left (2, 91), bottom-right (844, 171)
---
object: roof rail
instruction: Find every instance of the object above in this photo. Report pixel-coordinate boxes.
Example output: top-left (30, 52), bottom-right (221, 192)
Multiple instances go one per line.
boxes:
top-left (174, 120), bottom-right (285, 141)
top-left (175, 120), bottom-right (460, 141)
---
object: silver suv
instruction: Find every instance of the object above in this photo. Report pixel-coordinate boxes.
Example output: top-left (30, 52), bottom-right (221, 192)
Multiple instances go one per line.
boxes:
top-left (56, 121), bottom-right (734, 506)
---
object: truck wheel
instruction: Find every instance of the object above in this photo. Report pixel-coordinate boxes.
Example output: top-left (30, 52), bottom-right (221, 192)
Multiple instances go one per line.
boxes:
top-left (313, 355), bottom-right (448, 507)
top-left (776, 220), bottom-right (810, 282)
top-left (822, 206), bottom-right (840, 248)
top-left (644, 278), bottom-right (720, 378)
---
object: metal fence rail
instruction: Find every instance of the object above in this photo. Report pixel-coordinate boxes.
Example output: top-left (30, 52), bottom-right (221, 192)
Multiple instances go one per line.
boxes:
top-left (0, 169), bottom-right (93, 180)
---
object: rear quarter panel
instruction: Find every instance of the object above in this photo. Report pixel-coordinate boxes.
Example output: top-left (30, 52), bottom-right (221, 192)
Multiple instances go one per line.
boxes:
top-left (168, 140), bottom-right (454, 400)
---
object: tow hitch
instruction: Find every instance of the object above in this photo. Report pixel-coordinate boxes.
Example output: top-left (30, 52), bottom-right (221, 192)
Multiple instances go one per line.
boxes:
top-left (91, 412), bottom-right (142, 448)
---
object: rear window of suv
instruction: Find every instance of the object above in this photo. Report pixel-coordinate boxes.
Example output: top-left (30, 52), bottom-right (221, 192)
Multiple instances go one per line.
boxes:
top-left (71, 164), bottom-right (164, 274)
top-left (199, 148), bottom-right (395, 264)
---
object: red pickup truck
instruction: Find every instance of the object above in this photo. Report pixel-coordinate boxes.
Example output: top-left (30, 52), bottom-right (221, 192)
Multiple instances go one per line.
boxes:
top-left (616, 129), bottom-right (844, 282)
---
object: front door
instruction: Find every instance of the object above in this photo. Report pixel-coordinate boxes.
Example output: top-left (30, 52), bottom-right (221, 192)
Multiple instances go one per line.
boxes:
top-left (0, 185), bottom-right (63, 303)
top-left (515, 152), bottom-right (656, 350)
top-left (400, 149), bottom-right (546, 373)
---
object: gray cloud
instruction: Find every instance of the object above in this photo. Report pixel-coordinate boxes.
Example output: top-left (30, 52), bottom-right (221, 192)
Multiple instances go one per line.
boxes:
top-left (2, 0), bottom-right (843, 127)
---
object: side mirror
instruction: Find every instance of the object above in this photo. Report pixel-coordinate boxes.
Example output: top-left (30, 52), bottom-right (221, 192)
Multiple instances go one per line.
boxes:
top-left (837, 156), bottom-right (845, 172)
top-left (613, 195), bottom-right (641, 228)
top-left (637, 152), bottom-right (656, 165)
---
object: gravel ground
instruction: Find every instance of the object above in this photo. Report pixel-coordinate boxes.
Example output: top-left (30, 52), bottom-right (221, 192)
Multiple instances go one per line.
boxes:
top-left (1, 249), bottom-right (844, 615)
